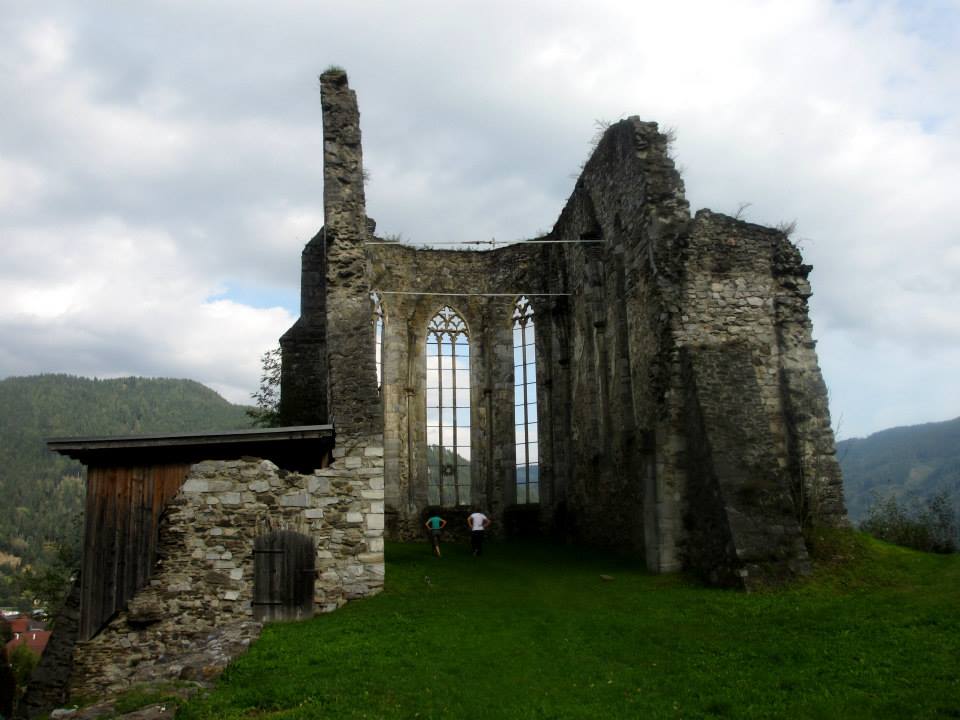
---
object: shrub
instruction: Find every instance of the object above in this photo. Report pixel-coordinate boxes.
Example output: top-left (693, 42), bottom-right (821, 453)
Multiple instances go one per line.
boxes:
top-left (860, 490), bottom-right (958, 553)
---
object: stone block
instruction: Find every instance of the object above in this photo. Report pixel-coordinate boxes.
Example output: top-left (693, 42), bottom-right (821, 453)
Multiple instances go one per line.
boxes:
top-left (364, 445), bottom-right (384, 457)
top-left (308, 476), bottom-right (331, 494)
top-left (366, 513), bottom-right (384, 530)
top-left (280, 492), bottom-right (312, 508)
top-left (182, 478), bottom-right (209, 493)
top-left (357, 552), bottom-right (384, 564)
top-left (220, 492), bottom-right (243, 506)
top-left (249, 480), bottom-right (270, 493)
top-left (345, 512), bottom-right (363, 523)
top-left (305, 508), bottom-right (325, 519)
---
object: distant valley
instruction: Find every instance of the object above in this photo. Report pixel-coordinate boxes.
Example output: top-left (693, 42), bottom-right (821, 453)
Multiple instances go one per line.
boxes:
top-left (838, 416), bottom-right (960, 523)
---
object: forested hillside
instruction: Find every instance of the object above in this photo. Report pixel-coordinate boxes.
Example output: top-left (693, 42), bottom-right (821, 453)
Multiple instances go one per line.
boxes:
top-left (839, 416), bottom-right (960, 523)
top-left (0, 374), bottom-right (251, 606)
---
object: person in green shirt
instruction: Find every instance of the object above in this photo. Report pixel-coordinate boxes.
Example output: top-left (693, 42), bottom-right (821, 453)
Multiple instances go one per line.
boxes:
top-left (424, 514), bottom-right (447, 557)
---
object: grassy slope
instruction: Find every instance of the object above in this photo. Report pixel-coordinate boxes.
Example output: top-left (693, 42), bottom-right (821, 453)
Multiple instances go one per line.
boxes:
top-left (180, 536), bottom-right (960, 720)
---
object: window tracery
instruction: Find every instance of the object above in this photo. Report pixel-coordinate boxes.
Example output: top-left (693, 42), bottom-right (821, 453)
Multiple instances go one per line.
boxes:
top-left (426, 306), bottom-right (471, 506)
top-left (513, 296), bottom-right (539, 504)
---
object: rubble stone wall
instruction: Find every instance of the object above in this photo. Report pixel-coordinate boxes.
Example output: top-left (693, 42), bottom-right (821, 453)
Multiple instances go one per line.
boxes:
top-left (70, 447), bottom-right (384, 699)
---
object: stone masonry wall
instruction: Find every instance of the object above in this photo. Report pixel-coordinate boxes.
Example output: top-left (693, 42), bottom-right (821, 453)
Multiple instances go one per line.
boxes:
top-left (70, 448), bottom-right (384, 699)
top-left (547, 118), bottom-right (691, 569)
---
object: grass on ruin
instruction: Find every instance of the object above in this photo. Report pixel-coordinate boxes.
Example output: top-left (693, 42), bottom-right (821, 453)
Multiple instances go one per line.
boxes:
top-left (178, 533), bottom-right (960, 719)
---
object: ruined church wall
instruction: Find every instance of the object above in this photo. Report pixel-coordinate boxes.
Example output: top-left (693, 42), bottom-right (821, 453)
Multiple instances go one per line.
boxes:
top-left (368, 243), bottom-right (555, 538)
top-left (546, 119), bottom-right (691, 568)
top-left (676, 211), bottom-right (845, 533)
top-left (70, 452), bottom-right (384, 699)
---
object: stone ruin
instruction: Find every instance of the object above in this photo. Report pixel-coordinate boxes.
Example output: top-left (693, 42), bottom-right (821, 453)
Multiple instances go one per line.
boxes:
top-left (24, 66), bottom-right (849, 719)
top-left (280, 68), bottom-right (847, 589)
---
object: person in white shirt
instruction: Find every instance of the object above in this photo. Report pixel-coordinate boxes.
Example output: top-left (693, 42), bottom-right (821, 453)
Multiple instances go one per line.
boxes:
top-left (466, 510), bottom-right (490, 556)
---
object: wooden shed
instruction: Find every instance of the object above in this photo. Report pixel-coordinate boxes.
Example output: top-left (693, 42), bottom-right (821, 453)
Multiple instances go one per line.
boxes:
top-left (48, 425), bottom-right (334, 641)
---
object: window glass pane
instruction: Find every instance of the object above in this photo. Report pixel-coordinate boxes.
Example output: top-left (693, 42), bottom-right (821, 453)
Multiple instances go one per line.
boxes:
top-left (426, 370), bottom-right (439, 389)
top-left (514, 405), bottom-right (524, 425)
top-left (427, 407), bottom-right (440, 426)
top-left (456, 388), bottom-right (470, 406)
top-left (457, 464), bottom-right (471, 485)
top-left (456, 445), bottom-right (471, 462)
top-left (515, 423), bottom-right (525, 444)
top-left (514, 385), bottom-right (524, 405)
top-left (528, 442), bottom-right (539, 463)
top-left (441, 388), bottom-right (453, 406)
top-left (439, 368), bottom-right (452, 388)
top-left (426, 341), bottom-right (438, 356)
top-left (525, 325), bottom-right (535, 348)
top-left (441, 408), bottom-right (454, 427)
top-left (427, 427), bottom-right (440, 446)
top-left (529, 482), bottom-right (539, 504)
top-left (513, 327), bottom-right (523, 347)
top-left (427, 355), bottom-right (440, 370)
top-left (527, 423), bottom-right (538, 444)
top-left (528, 464), bottom-right (540, 482)
top-left (526, 382), bottom-right (536, 404)
top-left (455, 369), bottom-right (470, 389)
top-left (455, 336), bottom-right (469, 355)
top-left (526, 362), bottom-right (536, 383)
top-left (456, 407), bottom-right (470, 427)
top-left (440, 336), bottom-right (453, 353)
top-left (456, 354), bottom-right (470, 370)
top-left (516, 466), bottom-right (527, 484)
top-left (442, 427), bottom-right (455, 447)
top-left (514, 345), bottom-right (524, 368)
top-left (426, 388), bottom-right (439, 407)
top-left (457, 486), bottom-right (471, 506)
top-left (516, 444), bottom-right (527, 464)
top-left (428, 486), bottom-right (440, 505)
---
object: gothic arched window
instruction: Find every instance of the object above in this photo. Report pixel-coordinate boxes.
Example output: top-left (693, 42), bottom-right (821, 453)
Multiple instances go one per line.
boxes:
top-left (371, 291), bottom-right (384, 391)
top-left (426, 306), bottom-right (471, 507)
top-left (513, 296), bottom-right (538, 504)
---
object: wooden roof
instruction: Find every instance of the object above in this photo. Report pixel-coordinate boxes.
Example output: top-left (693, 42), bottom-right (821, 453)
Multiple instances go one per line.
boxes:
top-left (47, 425), bottom-right (334, 473)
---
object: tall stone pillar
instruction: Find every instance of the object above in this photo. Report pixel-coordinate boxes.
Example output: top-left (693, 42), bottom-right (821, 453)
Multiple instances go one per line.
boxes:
top-left (319, 68), bottom-right (381, 438)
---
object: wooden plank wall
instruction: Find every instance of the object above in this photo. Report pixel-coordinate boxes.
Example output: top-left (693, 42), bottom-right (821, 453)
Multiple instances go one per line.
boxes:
top-left (79, 463), bottom-right (190, 641)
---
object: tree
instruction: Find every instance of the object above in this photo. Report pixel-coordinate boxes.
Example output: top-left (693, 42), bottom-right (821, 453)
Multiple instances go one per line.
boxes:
top-left (8, 643), bottom-right (39, 708)
top-left (860, 489), bottom-right (958, 553)
top-left (247, 348), bottom-right (283, 427)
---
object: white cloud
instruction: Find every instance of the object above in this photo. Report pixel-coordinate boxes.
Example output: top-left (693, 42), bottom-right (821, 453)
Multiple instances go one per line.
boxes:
top-left (0, 0), bottom-right (956, 435)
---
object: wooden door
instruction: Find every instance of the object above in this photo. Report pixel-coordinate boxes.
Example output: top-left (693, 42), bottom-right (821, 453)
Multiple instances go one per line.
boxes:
top-left (252, 530), bottom-right (316, 622)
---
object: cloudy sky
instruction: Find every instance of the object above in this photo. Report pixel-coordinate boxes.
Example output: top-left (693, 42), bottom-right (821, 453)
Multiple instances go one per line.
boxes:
top-left (1, 0), bottom-right (957, 440)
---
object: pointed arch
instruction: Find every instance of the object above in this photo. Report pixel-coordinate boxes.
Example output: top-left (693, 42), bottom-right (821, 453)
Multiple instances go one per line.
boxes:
top-left (425, 306), bottom-right (471, 507)
top-left (513, 296), bottom-right (539, 504)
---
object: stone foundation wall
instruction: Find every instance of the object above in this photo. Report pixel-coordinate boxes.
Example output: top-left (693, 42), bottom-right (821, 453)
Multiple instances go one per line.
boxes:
top-left (70, 444), bottom-right (384, 699)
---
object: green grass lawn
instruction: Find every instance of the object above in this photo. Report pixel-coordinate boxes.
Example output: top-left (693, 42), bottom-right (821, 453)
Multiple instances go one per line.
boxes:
top-left (178, 533), bottom-right (960, 719)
